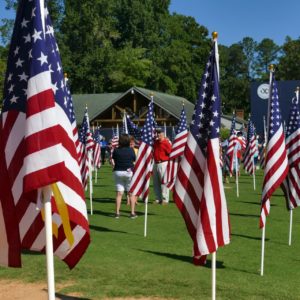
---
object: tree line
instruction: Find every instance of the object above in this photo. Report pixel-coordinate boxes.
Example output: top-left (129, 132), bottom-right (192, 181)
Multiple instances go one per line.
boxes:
top-left (1, 0), bottom-right (300, 116)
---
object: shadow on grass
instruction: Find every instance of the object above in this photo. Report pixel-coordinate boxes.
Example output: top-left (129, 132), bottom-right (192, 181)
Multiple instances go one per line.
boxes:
top-left (231, 233), bottom-right (269, 241)
top-left (93, 197), bottom-right (115, 203)
top-left (89, 225), bottom-right (127, 234)
top-left (137, 249), bottom-right (225, 269)
top-left (55, 292), bottom-right (91, 300)
top-left (229, 212), bottom-right (260, 218)
top-left (22, 250), bottom-right (43, 256)
top-left (238, 200), bottom-right (278, 207)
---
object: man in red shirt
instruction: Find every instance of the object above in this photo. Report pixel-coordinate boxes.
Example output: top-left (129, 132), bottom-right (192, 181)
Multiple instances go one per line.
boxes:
top-left (153, 128), bottom-right (172, 204)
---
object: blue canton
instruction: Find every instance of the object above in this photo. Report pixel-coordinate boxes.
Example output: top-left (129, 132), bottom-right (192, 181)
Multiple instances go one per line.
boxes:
top-left (190, 43), bottom-right (221, 153)
top-left (141, 99), bottom-right (155, 146)
top-left (286, 95), bottom-right (300, 138)
top-left (176, 106), bottom-right (187, 134)
top-left (268, 73), bottom-right (283, 140)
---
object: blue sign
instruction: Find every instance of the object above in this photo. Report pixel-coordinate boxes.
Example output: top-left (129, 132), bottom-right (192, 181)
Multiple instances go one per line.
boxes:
top-left (251, 80), bottom-right (300, 138)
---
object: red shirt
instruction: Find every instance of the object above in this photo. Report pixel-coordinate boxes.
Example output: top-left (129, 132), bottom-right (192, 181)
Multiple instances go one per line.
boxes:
top-left (153, 138), bottom-right (172, 162)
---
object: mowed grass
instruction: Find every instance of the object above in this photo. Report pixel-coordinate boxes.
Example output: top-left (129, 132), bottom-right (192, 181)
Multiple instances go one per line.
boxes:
top-left (1, 165), bottom-right (300, 299)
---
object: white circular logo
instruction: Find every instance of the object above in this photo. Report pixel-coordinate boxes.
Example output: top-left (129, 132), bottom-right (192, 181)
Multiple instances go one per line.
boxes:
top-left (257, 83), bottom-right (269, 99)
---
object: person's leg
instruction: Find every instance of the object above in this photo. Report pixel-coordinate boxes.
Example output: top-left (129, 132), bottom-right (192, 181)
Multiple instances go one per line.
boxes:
top-left (158, 162), bottom-right (169, 203)
top-left (114, 171), bottom-right (125, 217)
top-left (152, 164), bottom-right (162, 202)
top-left (115, 191), bottom-right (123, 216)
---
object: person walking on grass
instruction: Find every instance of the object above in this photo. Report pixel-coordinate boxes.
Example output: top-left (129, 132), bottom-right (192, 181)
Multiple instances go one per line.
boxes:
top-left (153, 127), bottom-right (172, 205)
top-left (111, 134), bottom-right (137, 219)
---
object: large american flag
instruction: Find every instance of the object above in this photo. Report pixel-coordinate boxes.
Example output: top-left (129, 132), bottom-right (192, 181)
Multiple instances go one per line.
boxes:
top-left (0, 0), bottom-right (90, 268)
top-left (260, 71), bottom-right (289, 228)
top-left (129, 98), bottom-right (155, 201)
top-left (243, 119), bottom-right (257, 174)
top-left (283, 92), bottom-right (300, 209)
top-left (226, 113), bottom-right (237, 176)
top-left (173, 39), bottom-right (230, 265)
top-left (162, 105), bottom-right (188, 190)
top-left (126, 114), bottom-right (142, 141)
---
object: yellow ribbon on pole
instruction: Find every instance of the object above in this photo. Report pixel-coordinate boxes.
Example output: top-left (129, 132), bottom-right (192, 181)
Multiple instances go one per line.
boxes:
top-left (51, 183), bottom-right (74, 247)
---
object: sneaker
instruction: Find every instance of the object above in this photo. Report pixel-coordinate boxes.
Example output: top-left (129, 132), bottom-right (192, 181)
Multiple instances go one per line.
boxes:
top-left (153, 200), bottom-right (161, 204)
top-left (115, 213), bottom-right (120, 219)
top-left (162, 200), bottom-right (169, 205)
top-left (130, 213), bottom-right (138, 219)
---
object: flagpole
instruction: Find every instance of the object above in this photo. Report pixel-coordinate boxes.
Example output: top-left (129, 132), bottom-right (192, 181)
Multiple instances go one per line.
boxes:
top-left (260, 225), bottom-right (266, 276)
top-left (288, 209), bottom-right (293, 246)
top-left (212, 252), bottom-right (216, 300)
top-left (88, 151), bottom-right (93, 215)
top-left (43, 186), bottom-right (56, 300)
top-left (235, 150), bottom-right (239, 197)
top-left (95, 167), bottom-right (98, 184)
top-left (144, 197), bottom-right (148, 237)
top-left (261, 66), bottom-right (273, 277)
top-left (252, 158), bottom-right (256, 190)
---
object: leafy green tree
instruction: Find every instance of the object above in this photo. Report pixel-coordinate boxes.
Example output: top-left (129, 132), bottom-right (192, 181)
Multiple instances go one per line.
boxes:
top-left (239, 37), bottom-right (257, 79)
top-left (277, 36), bottom-right (300, 80)
top-left (255, 38), bottom-right (280, 80)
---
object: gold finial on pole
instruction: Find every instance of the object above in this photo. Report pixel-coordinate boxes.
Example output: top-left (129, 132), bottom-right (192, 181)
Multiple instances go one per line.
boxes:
top-left (269, 64), bottom-right (274, 72)
top-left (212, 31), bottom-right (218, 40)
top-left (64, 72), bottom-right (68, 78)
top-left (296, 86), bottom-right (300, 92)
top-left (182, 99), bottom-right (185, 106)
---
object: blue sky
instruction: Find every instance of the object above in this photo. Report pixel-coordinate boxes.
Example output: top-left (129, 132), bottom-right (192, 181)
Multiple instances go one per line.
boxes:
top-left (1, 0), bottom-right (299, 46)
top-left (170, 0), bottom-right (300, 46)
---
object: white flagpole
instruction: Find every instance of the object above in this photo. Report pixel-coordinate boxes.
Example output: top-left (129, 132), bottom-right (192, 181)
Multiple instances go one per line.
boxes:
top-left (261, 66), bottom-right (273, 277)
top-left (252, 158), bottom-right (256, 190)
top-left (43, 186), bottom-right (55, 300)
top-left (260, 225), bottom-right (266, 276)
top-left (88, 151), bottom-right (93, 215)
top-left (288, 209), bottom-right (293, 246)
top-left (40, 2), bottom-right (55, 299)
top-left (95, 167), bottom-right (98, 184)
top-left (144, 197), bottom-right (148, 237)
top-left (164, 122), bottom-right (167, 136)
top-left (235, 150), bottom-right (239, 197)
top-left (212, 252), bottom-right (216, 300)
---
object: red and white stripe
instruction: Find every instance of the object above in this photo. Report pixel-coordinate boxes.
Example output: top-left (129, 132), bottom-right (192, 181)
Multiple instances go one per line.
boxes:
top-left (163, 129), bottom-right (188, 189)
top-left (173, 135), bottom-right (230, 260)
top-left (260, 125), bottom-right (288, 228)
top-left (0, 72), bottom-right (90, 267)
top-left (243, 135), bottom-right (257, 174)
top-left (129, 142), bottom-right (153, 200)
top-left (93, 142), bottom-right (101, 169)
top-left (226, 132), bottom-right (237, 176)
top-left (284, 127), bottom-right (300, 209)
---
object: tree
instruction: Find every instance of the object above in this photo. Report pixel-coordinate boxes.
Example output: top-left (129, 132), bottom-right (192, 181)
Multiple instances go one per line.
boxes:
top-left (239, 37), bottom-right (257, 79)
top-left (255, 38), bottom-right (280, 80)
top-left (277, 36), bottom-right (300, 80)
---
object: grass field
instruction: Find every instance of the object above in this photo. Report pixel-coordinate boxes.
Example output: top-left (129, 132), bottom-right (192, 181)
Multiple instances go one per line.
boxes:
top-left (1, 165), bottom-right (300, 299)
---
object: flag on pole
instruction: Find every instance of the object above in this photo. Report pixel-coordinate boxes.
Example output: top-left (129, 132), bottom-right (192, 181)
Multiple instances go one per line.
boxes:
top-left (93, 126), bottom-right (101, 169)
top-left (243, 119), bottom-right (257, 174)
top-left (163, 105), bottom-right (188, 190)
top-left (122, 112), bottom-right (128, 134)
top-left (126, 114), bottom-right (142, 141)
top-left (283, 90), bottom-right (300, 209)
top-left (129, 98), bottom-right (155, 200)
top-left (226, 113), bottom-right (237, 176)
top-left (173, 37), bottom-right (230, 265)
top-left (0, 0), bottom-right (90, 268)
top-left (260, 70), bottom-right (289, 228)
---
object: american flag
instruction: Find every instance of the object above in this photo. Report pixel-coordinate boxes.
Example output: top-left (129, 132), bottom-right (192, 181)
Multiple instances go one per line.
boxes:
top-left (129, 98), bottom-right (155, 201)
top-left (126, 114), bottom-right (142, 141)
top-left (122, 112), bottom-right (128, 134)
top-left (260, 71), bottom-right (289, 228)
top-left (243, 119), bottom-right (257, 174)
top-left (226, 113), bottom-right (237, 176)
top-left (0, 0), bottom-right (90, 268)
top-left (283, 92), bottom-right (300, 209)
top-left (173, 38), bottom-right (230, 265)
top-left (78, 107), bottom-right (94, 187)
top-left (92, 126), bottom-right (101, 169)
top-left (162, 106), bottom-right (188, 190)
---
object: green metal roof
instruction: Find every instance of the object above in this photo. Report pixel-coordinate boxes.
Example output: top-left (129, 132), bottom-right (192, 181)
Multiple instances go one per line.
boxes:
top-left (72, 87), bottom-right (246, 128)
top-left (73, 93), bottom-right (122, 124)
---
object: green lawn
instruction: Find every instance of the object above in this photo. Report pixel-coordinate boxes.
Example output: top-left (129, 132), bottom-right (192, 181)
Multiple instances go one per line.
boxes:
top-left (1, 165), bottom-right (300, 299)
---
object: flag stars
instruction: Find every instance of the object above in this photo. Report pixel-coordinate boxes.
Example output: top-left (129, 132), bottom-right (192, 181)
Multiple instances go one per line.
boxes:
top-left (7, 73), bottom-right (13, 82)
top-left (51, 82), bottom-right (59, 94)
top-left (21, 18), bottom-right (29, 28)
top-left (23, 33), bottom-right (31, 43)
top-left (10, 95), bottom-right (18, 104)
top-left (18, 72), bottom-right (28, 82)
top-left (28, 49), bottom-right (33, 59)
top-left (32, 28), bottom-right (42, 42)
top-left (14, 47), bottom-right (20, 56)
top-left (8, 84), bottom-right (14, 93)
top-left (31, 7), bottom-right (36, 18)
top-left (37, 51), bottom-right (48, 66)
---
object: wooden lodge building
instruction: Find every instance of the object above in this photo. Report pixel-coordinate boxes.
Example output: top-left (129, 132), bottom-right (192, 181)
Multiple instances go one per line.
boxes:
top-left (72, 86), bottom-right (245, 138)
